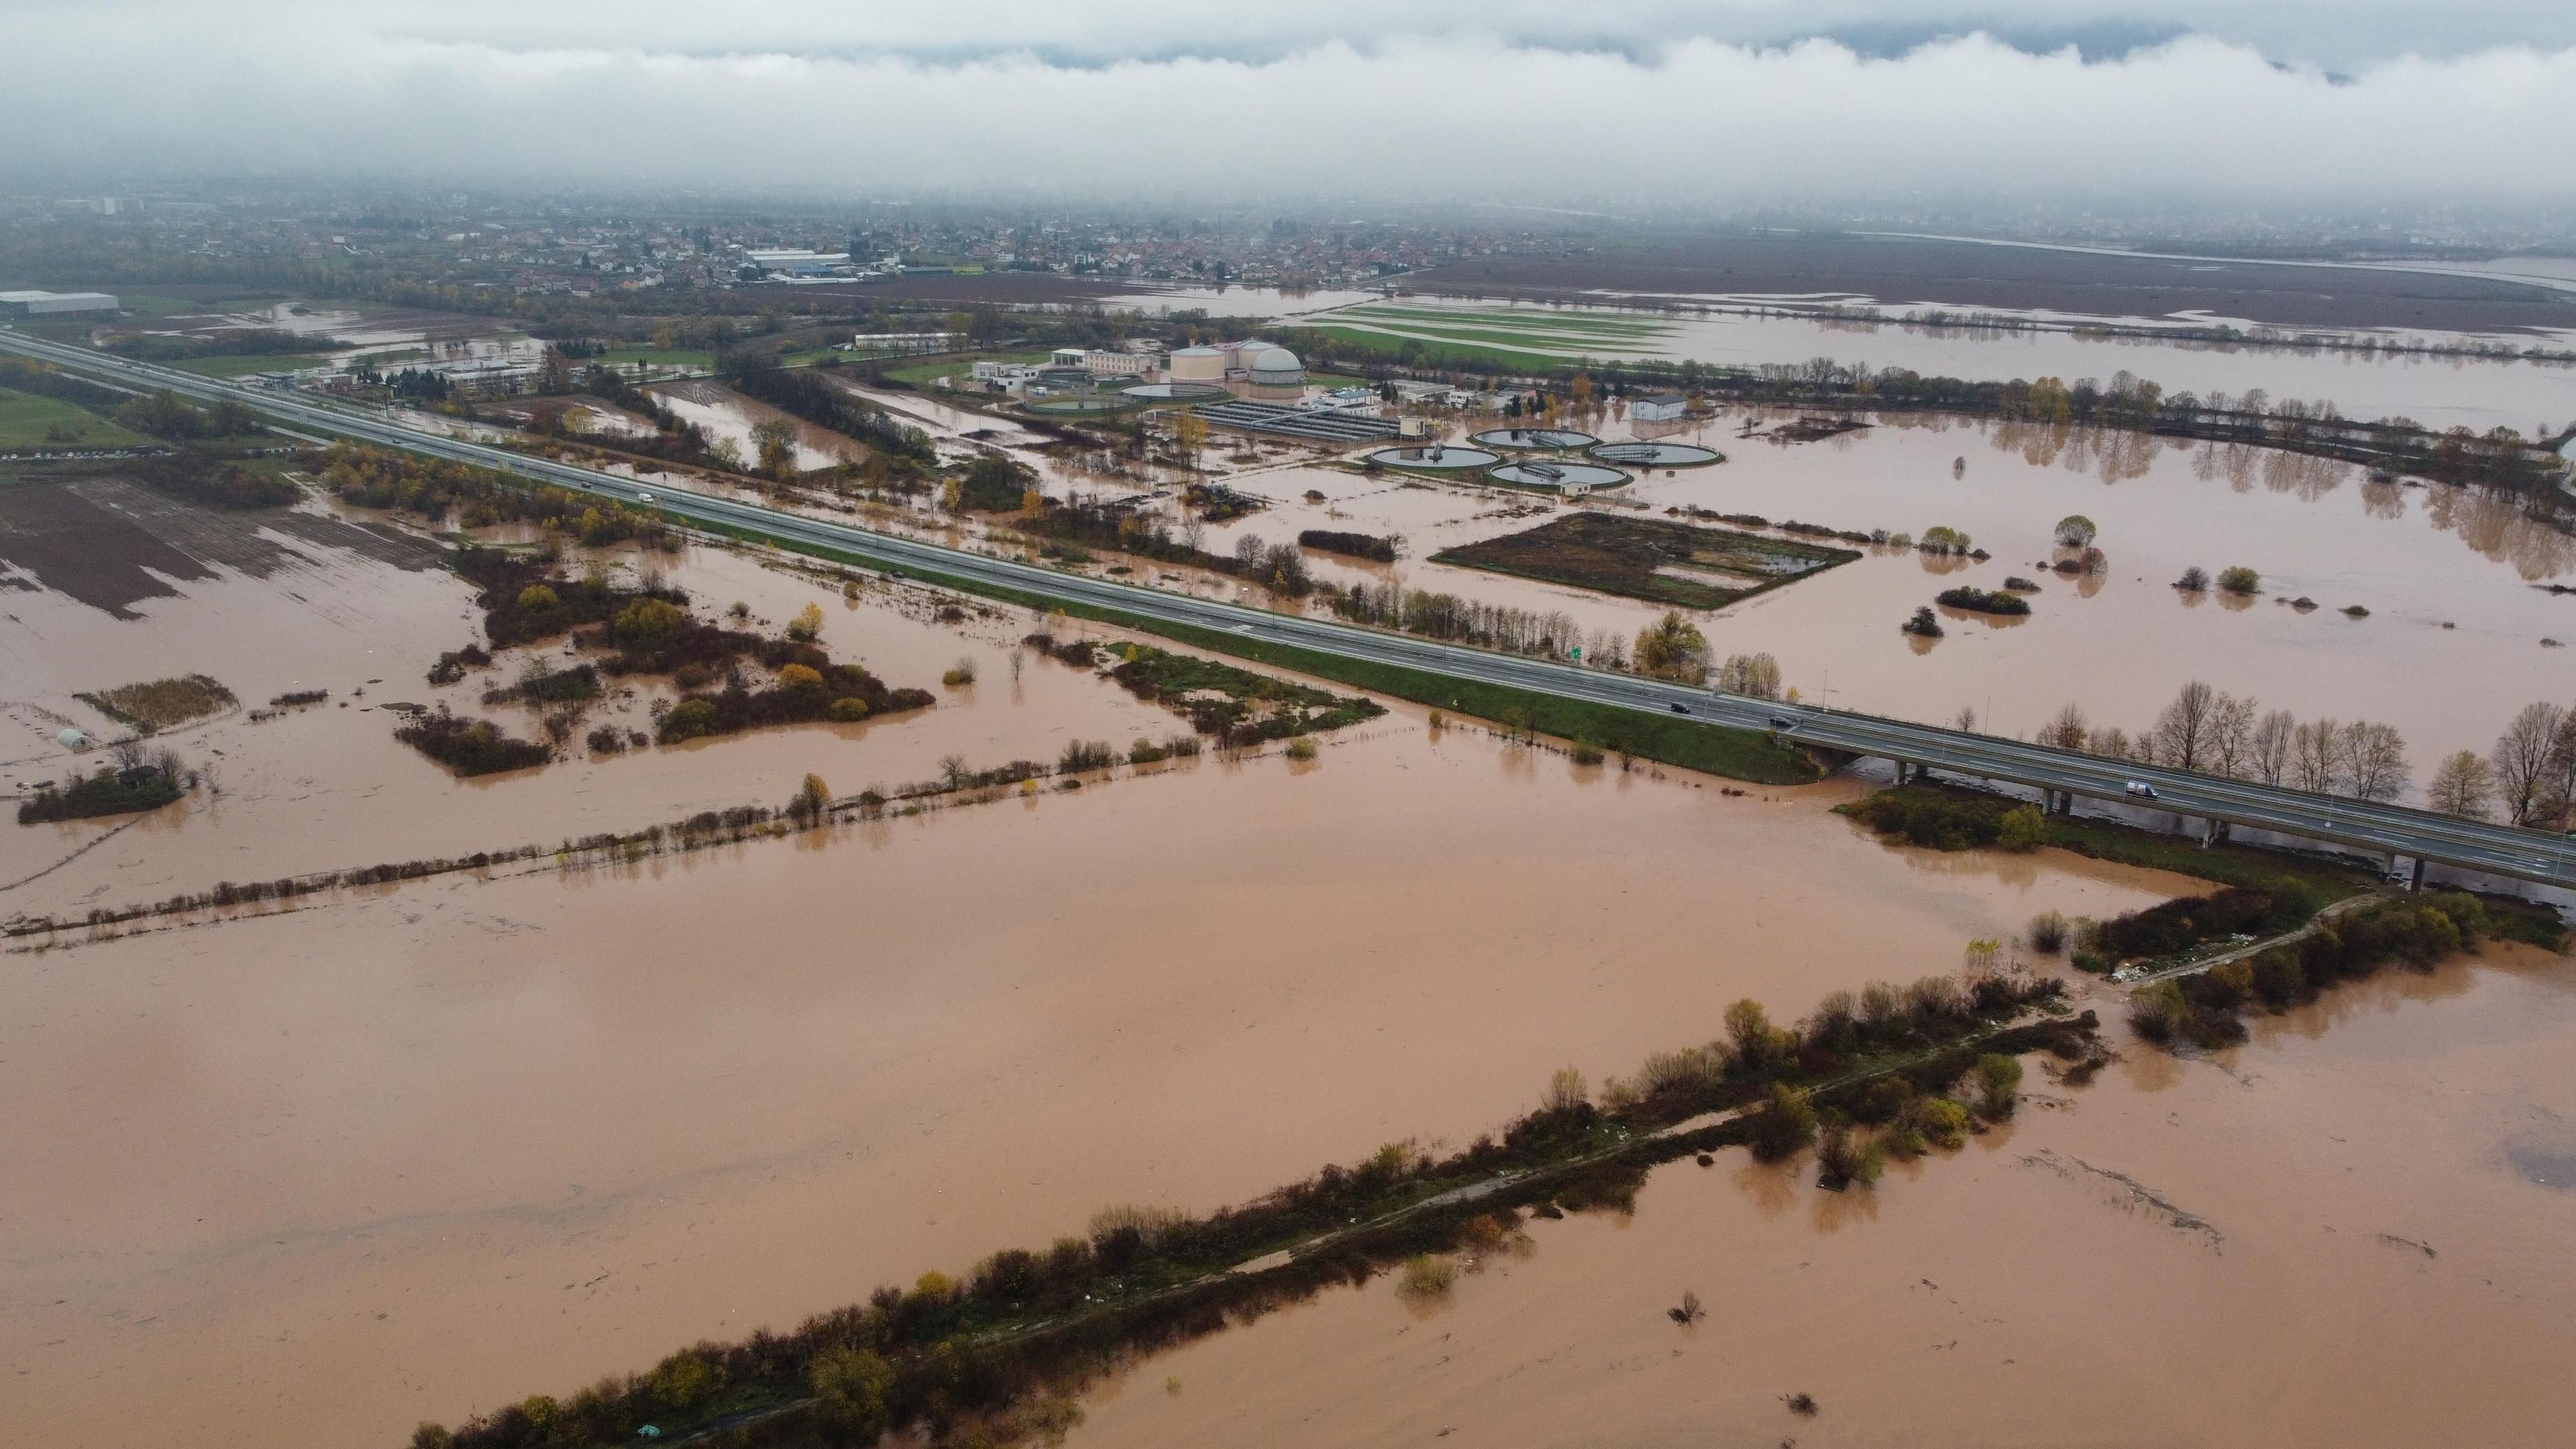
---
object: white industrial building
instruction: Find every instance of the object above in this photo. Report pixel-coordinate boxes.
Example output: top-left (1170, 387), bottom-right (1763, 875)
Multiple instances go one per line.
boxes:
top-left (1631, 391), bottom-right (1688, 422)
top-left (0, 290), bottom-right (120, 317)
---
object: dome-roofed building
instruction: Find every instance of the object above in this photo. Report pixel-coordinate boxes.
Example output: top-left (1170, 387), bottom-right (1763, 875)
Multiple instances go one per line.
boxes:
top-left (1244, 344), bottom-right (1305, 400)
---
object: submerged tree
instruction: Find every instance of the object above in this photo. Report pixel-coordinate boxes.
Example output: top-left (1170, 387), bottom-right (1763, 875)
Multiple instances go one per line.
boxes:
top-left (2428, 750), bottom-right (2496, 819)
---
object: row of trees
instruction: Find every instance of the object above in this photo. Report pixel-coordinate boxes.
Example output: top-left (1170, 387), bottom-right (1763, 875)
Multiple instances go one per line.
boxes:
top-left (2426, 701), bottom-right (2576, 824)
top-left (2036, 682), bottom-right (2411, 802)
top-left (2031, 684), bottom-right (2576, 823)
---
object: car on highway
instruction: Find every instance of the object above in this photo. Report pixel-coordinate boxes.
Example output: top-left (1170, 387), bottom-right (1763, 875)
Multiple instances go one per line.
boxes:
top-left (1768, 715), bottom-right (1794, 731)
top-left (636, 492), bottom-right (654, 502)
top-left (1669, 702), bottom-right (1690, 714)
top-left (2124, 780), bottom-right (2159, 800)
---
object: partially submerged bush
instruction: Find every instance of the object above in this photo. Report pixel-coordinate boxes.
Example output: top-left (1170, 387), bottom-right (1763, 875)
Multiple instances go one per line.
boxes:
top-left (2029, 910), bottom-right (2071, 955)
top-left (1396, 1253), bottom-right (1458, 1299)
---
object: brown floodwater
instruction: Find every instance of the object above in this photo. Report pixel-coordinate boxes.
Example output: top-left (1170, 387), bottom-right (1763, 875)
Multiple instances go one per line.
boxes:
top-left (0, 712), bottom-right (2191, 1447)
top-left (1154, 409), bottom-right (2576, 770)
top-left (648, 380), bottom-right (864, 471)
top-left (0, 522), bottom-right (1184, 917)
top-left (1067, 942), bottom-right (2576, 1449)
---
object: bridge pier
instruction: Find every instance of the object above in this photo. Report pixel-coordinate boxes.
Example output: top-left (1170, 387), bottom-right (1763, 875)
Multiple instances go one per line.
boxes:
top-left (2410, 857), bottom-right (2426, 893)
top-left (2200, 818), bottom-right (2228, 849)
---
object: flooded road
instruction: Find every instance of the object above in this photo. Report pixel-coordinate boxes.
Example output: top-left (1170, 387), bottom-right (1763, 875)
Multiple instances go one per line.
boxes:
top-left (0, 715), bottom-right (2190, 1446)
top-left (1068, 943), bottom-right (2576, 1449)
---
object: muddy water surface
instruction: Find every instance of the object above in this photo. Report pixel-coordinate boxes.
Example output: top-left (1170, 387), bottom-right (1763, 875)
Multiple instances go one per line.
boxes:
top-left (1, 529), bottom-right (1181, 916)
top-left (0, 720), bottom-right (2189, 1447)
top-left (1156, 409), bottom-right (2576, 769)
top-left (1069, 943), bottom-right (2576, 1449)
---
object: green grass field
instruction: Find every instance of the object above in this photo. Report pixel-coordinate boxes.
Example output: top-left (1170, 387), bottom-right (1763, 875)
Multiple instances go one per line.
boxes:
top-left (168, 353), bottom-right (335, 378)
top-left (0, 389), bottom-right (152, 449)
top-left (595, 346), bottom-right (716, 374)
top-left (1342, 304), bottom-right (1674, 339)
top-left (877, 348), bottom-right (1047, 388)
top-left (1325, 316), bottom-right (1660, 356)
top-left (1293, 325), bottom-right (1603, 374)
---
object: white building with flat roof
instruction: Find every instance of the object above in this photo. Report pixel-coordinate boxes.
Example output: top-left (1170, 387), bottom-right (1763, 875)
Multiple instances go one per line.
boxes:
top-left (0, 290), bottom-right (119, 317)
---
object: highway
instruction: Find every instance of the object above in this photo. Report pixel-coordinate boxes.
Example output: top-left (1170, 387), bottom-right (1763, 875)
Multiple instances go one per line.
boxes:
top-left (7, 326), bottom-right (2574, 892)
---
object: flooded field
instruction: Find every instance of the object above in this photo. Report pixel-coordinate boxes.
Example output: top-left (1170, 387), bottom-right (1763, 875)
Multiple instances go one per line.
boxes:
top-left (0, 485), bottom-right (1184, 914)
top-left (1299, 297), bottom-right (2576, 434)
top-left (646, 380), bottom-right (863, 471)
top-left (1067, 941), bottom-right (2576, 1448)
top-left (1151, 410), bottom-right (2576, 771)
top-left (0, 707), bottom-right (2194, 1446)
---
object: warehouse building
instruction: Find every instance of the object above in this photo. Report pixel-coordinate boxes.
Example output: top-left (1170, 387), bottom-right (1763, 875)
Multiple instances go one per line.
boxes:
top-left (0, 290), bottom-right (121, 317)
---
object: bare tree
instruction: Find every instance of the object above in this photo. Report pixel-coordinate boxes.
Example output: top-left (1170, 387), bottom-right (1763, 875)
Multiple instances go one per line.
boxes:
top-left (2428, 750), bottom-right (2497, 818)
top-left (2038, 702), bottom-right (2088, 751)
top-left (2093, 725), bottom-right (2133, 761)
top-left (1954, 706), bottom-right (1978, 733)
top-left (1232, 532), bottom-right (1266, 567)
top-left (2247, 710), bottom-right (2294, 786)
top-left (2546, 706), bottom-right (2576, 828)
top-left (2205, 692), bottom-right (2257, 778)
top-left (2338, 721), bottom-right (2410, 803)
top-left (2290, 718), bottom-right (2341, 793)
top-left (2147, 681), bottom-right (2217, 771)
top-left (2491, 702), bottom-right (2565, 826)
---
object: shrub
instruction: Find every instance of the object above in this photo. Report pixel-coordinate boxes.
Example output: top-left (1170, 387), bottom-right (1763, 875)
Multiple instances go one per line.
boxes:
top-left (2029, 910), bottom-right (2070, 954)
top-left (659, 698), bottom-right (721, 743)
top-left (395, 710), bottom-right (551, 775)
top-left (17, 761), bottom-right (186, 823)
top-left (1284, 737), bottom-right (1320, 761)
top-left (2128, 981), bottom-right (2187, 1042)
top-left (942, 658), bottom-right (977, 687)
top-left (515, 584), bottom-right (559, 611)
top-left (826, 698), bottom-right (871, 722)
top-left (1972, 1054), bottom-right (2023, 1118)
top-left (1907, 1096), bottom-right (1972, 1150)
top-left (1059, 739), bottom-right (1116, 773)
top-left (1570, 738), bottom-right (1605, 765)
top-left (810, 1346), bottom-right (897, 1434)
top-left (1128, 737), bottom-right (1169, 765)
top-left (1817, 1124), bottom-right (1884, 1188)
top-left (2174, 566), bottom-right (2210, 592)
top-left (1746, 1083), bottom-right (1819, 1162)
top-left (787, 602), bottom-right (825, 642)
top-left (584, 725), bottom-right (625, 753)
top-left (1396, 1253), bottom-right (1458, 1299)
top-left (2216, 566), bottom-right (2260, 594)
top-left (1297, 529), bottom-right (1400, 562)
top-left (612, 597), bottom-right (687, 643)
top-left (2094, 887), bottom-right (2276, 961)
top-left (775, 663), bottom-right (825, 691)
top-left (1901, 606), bottom-right (1944, 638)
top-left (1935, 586), bottom-right (2031, 616)
top-left (1996, 805), bottom-right (2046, 851)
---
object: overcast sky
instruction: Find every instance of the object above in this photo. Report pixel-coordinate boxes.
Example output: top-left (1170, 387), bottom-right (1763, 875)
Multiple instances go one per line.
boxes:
top-left (7, 2), bottom-right (2575, 209)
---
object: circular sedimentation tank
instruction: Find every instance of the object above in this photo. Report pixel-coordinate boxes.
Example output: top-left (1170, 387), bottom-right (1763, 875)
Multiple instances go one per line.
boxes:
top-left (1026, 396), bottom-right (1129, 415)
top-left (1488, 459), bottom-right (1630, 491)
top-left (1472, 427), bottom-right (1599, 450)
top-left (1589, 440), bottom-right (1722, 467)
top-left (1121, 381), bottom-right (1230, 401)
top-left (1364, 443), bottom-right (1501, 470)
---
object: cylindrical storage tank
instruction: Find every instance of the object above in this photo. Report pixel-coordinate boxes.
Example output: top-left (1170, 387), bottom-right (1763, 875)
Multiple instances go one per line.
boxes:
top-left (1246, 345), bottom-right (1305, 396)
top-left (1169, 346), bottom-right (1226, 383)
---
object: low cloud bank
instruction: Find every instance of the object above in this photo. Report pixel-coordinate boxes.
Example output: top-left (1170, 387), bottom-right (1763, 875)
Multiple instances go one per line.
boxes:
top-left (7, 19), bottom-right (2575, 205)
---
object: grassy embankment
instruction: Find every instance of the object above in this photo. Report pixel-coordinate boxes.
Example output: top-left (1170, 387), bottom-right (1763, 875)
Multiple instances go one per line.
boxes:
top-left (0, 388), bottom-right (154, 449)
top-left (166, 352), bottom-right (335, 378)
top-left (1840, 782), bottom-right (2377, 906)
top-left (678, 515), bottom-right (1816, 785)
